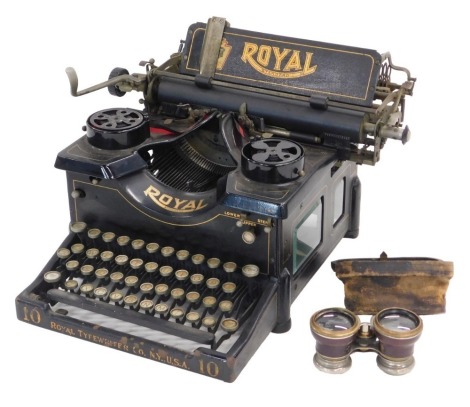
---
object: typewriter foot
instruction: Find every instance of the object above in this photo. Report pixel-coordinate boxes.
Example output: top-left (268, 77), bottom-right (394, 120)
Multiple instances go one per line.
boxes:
top-left (345, 229), bottom-right (359, 239)
top-left (345, 176), bottom-right (361, 239)
top-left (272, 318), bottom-right (292, 334)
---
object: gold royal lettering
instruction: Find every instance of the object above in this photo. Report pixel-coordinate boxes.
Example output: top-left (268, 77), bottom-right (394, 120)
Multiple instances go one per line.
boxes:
top-left (144, 185), bottom-right (208, 213)
top-left (50, 321), bottom-right (76, 336)
top-left (241, 42), bottom-right (317, 79)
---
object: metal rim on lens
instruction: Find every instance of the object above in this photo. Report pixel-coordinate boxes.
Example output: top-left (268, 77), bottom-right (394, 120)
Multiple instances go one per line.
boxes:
top-left (310, 308), bottom-right (361, 339)
top-left (372, 308), bottom-right (423, 339)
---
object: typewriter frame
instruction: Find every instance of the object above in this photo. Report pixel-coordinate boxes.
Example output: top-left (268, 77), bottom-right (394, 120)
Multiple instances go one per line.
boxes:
top-left (16, 16), bottom-right (414, 382)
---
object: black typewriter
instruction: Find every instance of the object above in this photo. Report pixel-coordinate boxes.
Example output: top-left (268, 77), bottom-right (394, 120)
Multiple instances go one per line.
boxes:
top-left (16, 17), bottom-right (415, 382)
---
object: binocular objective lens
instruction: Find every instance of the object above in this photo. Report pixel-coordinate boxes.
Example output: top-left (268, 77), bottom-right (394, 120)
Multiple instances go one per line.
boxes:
top-left (316, 312), bottom-right (356, 331)
top-left (377, 310), bottom-right (420, 332)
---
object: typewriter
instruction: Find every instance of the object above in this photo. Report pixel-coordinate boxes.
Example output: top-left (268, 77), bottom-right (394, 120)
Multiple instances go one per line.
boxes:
top-left (16, 17), bottom-right (415, 382)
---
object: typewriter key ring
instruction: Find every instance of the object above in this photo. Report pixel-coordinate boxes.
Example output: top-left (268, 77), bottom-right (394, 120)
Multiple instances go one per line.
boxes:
top-left (71, 243), bottom-right (85, 256)
top-left (56, 248), bottom-right (71, 263)
top-left (87, 228), bottom-right (101, 247)
top-left (186, 311), bottom-right (201, 326)
top-left (117, 236), bottom-right (131, 255)
top-left (69, 221), bottom-right (87, 245)
top-left (44, 271), bottom-right (62, 285)
top-left (176, 249), bottom-right (190, 261)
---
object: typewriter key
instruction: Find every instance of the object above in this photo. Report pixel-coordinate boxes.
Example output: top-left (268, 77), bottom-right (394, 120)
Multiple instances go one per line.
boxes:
top-left (70, 221), bottom-right (87, 234)
top-left (176, 250), bottom-right (190, 261)
top-left (175, 269), bottom-right (189, 281)
top-left (221, 318), bottom-right (239, 333)
top-left (155, 303), bottom-right (168, 314)
top-left (206, 278), bottom-right (220, 290)
top-left (102, 232), bottom-right (116, 243)
top-left (110, 271), bottom-right (124, 283)
top-left (140, 299), bottom-right (154, 311)
top-left (140, 282), bottom-right (154, 294)
top-left (130, 258), bottom-right (144, 270)
top-left (115, 254), bottom-right (129, 266)
top-left (71, 243), bottom-right (85, 255)
top-left (186, 311), bottom-right (201, 323)
top-left (171, 288), bottom-right (185, 300)
top-left (109, 291), bottom-right (123, 303)
top-left (95, 268), bottom-right (109, 279)
top-left (159, 265), bottom-right (173, 277)
top-left (161, 246), bottom-right (175, 257)
top-left (88, 228), bottom-right (101, 240)
top-left (86, 248), bottom-right (100, 259)
top-left (56, 248), bottom-right (71, 260)
top-left (125, 275), bottom-right (139, 287)
top-left (64, 279), bottom-right (78, 291)
top-left (203, 296), bottom-right (217, 308)
top-left (219, 300), bottom-right (233, 313)
top-left (66, 260), bottom-right (80, 272)
top-left (80, 264), bottom-right (94, 276)
top-left (100, 251), bottom-right (114, 262)
top-left (131, 239), bottom-right (145, 250)
top-left (202, 316), bottom-right (216, 328)
top-left (207, 258), bottom-right (221, 269)
top-left (186, 291), bottom-right (201, 303)
top-left (146, 242), bottom-right (160, 254)
top-left (242, 264), bottom-right (260, 278)
top-left (80, 283), bottom-right (94, 296)
top-left (155, 284), bottom-right (169, 296)
top-left (191, 254), bottom-right (205, 265)
top-left (242, 230), bottom-right (256, 245)
top-left (190, 273), bottom-right (204, 285)
top-left (223, 262), bottom-right (237, 273)
top-left (124, 294), bottom-right (138, 308)
top-left (222, 282), bottom-right (236, 294)
top-left (170, 308), bottom-right (185, 320)
top-left (94, 287), bottom-right (108, 299)
top-left (117, 235), bottom-right (131, 247)
top-left (44, 271), bottom-right (61, 284)
top-left (145, 262), bottom-right (158, 273)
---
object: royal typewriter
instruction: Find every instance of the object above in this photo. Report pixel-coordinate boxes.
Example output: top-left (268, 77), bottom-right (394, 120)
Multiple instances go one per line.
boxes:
top-left (16, 17), bottom-right (415, 382)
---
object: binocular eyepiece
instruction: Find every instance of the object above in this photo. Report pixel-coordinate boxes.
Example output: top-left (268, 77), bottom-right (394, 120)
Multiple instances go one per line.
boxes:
top-left (310, 307), bottom-right (423, 375)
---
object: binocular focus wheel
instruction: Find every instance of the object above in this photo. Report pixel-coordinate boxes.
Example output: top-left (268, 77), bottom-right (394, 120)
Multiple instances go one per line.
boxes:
top-left (313, 353), bottom-right (352, 374)
top-left (376, 355), bottom-right (415, 376)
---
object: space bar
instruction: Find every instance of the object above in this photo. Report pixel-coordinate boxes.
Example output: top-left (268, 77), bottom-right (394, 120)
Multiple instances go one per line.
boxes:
top-left (47, 289), bottom-right (215, 345)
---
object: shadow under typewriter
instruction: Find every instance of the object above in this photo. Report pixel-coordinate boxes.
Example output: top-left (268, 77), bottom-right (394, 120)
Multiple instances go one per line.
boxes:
top-left (19, 223), bottom-right (277, 380)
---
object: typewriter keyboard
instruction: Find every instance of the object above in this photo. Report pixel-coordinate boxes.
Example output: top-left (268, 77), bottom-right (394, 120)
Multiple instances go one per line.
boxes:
top-left (42, 222), bottom-right (263, 350)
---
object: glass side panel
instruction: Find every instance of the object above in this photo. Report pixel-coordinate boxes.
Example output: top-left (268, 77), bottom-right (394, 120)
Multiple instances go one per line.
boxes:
top-left (293, 200), bottom-right (323, 274)
top-left (333, 178), bottom-right (345, 225)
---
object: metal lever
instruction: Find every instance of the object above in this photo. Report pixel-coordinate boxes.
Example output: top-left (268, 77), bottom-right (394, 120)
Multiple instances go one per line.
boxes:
top-left (65, 67), bottom-right (146, 97)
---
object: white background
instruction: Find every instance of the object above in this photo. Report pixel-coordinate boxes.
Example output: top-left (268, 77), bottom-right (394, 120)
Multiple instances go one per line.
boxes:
top-left (2, 1), bottom-right (468, 405)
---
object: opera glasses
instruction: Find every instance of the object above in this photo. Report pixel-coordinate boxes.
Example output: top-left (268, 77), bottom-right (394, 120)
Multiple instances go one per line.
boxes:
top-left (310, 307), bottom-right (423, 375)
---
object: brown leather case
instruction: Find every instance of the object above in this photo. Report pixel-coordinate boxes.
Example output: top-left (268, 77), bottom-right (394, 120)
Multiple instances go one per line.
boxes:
top-left (332, 252), bottom-right (454, 315)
